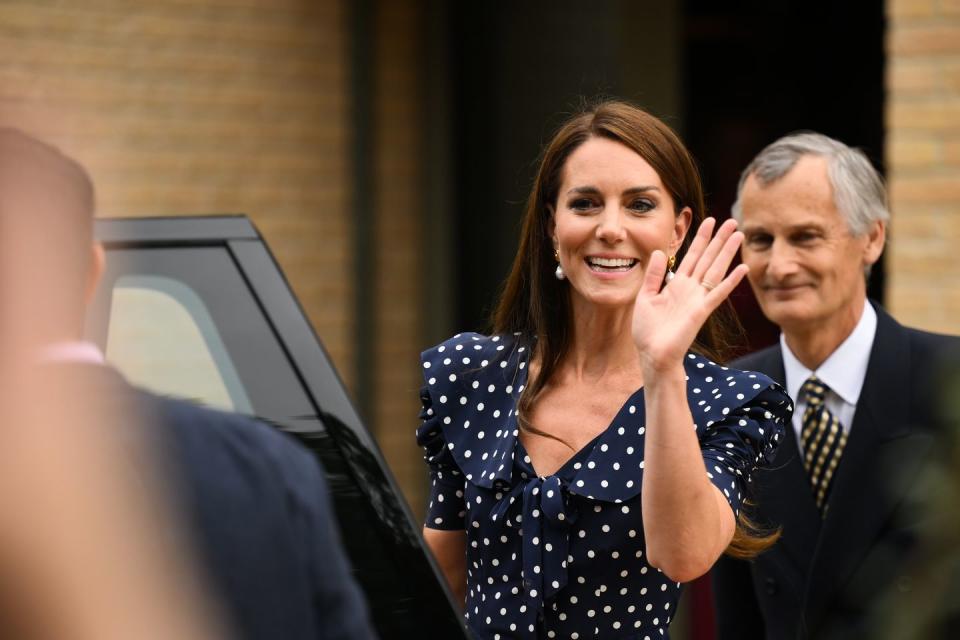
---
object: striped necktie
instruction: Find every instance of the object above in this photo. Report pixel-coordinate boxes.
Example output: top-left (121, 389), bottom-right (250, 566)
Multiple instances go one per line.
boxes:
top-left (799, 376), bottom-right (847, 515)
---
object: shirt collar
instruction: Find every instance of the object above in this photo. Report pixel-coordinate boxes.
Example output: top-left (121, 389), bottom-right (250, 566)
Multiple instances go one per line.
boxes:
top-left (780, 301), bottom-right (877, 406)
top-left (39, 341), bottom-right (106, 365)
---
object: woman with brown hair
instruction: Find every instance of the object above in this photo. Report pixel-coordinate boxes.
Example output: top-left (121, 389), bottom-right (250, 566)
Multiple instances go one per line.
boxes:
top-left (416, 100), bottom-right (791, 639)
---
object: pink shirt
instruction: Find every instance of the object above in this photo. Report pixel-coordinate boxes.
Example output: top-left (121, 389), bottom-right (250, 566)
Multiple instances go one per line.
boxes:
top-left (39, 341), bottom-right (105, 365)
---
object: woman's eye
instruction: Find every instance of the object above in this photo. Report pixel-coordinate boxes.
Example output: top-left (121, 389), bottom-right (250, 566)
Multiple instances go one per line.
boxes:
top-left (628, 198), bottom-right (654, 213)
top-left (569, 198), bottom-right (596, 211)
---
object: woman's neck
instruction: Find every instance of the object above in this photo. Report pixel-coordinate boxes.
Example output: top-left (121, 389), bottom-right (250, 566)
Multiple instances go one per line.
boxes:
top-left (562, 302), bottom-right (642, 383)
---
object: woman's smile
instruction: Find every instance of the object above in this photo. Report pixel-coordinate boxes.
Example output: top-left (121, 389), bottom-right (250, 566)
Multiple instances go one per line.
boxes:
top-left (584, 254), bottom-right (639, 278)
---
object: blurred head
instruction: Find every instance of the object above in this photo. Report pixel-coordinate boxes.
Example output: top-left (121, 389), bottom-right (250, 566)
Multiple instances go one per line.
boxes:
top-left (732, 133), bottom-right (886, 336)
top-left (0, 128), bottom-right (103, 346)
top-left (494, 100), bottom-right (706, 346)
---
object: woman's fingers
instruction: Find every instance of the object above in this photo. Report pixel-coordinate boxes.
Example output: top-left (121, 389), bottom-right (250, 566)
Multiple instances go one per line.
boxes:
top-left (675, 217), bottom-right (715, 277)
top-left (642, 249), bottom-right (669, 295)
top-left (664, 217), bottom-right (744, 311)
top-left (704, 263), bottom-right (749, 308)
top-left (700, 230), bottom-right (745, 291)
top-left (691, 218), bottom-right (739, 281)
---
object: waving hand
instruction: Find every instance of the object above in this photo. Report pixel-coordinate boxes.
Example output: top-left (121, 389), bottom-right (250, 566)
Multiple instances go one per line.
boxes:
top-left (632, 217), bottom-right (748, 370)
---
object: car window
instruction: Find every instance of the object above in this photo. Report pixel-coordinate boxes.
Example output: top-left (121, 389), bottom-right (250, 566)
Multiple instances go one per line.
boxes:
top-left (106, 274), bottom-right (253, 414)
top-left (91, 246), bottom-right (315, 420)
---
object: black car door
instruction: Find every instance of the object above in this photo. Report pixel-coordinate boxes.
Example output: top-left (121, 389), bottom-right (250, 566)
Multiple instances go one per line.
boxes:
top-left (86, 215), bottom-right (466, 639)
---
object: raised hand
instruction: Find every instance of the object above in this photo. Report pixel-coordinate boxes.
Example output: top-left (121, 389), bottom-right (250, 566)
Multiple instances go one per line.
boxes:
top-left (631, 217), bottom-right (748, 372)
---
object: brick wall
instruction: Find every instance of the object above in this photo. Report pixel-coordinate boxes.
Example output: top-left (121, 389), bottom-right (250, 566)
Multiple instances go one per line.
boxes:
top-left (887, 0), bottom-right (960, 333)
top-left (372, 0), bottom-right (428, 515)
top-left (0, 0), bottom-right (354, 382)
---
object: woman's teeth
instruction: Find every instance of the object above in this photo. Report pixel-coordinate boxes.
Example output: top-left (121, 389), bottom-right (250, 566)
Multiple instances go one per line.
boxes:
top-left (586, 257), bottom-right (637, 271)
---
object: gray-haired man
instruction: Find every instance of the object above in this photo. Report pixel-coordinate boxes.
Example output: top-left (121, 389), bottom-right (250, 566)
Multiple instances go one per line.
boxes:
top-left (711, 133), bottom-right (958, 639)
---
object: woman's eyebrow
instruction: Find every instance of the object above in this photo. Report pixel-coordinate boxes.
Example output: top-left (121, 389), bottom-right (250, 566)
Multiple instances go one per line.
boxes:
top-left (566, 185), bottom-right (661, 196)
top-left (566, 185), bottom-right (600, 196)
top-left (622, 186), bottom-right (661, 196)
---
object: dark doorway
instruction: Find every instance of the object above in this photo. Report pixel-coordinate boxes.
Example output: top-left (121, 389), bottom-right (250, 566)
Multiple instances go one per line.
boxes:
top-left (683, 0), bottom-right (886, 352)
top-left (448, 1), bottom-right (683, 332)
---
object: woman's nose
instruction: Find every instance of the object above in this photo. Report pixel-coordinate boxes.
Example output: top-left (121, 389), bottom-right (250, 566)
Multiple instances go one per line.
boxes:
top-left (595, 207), bottom-right (626, 243)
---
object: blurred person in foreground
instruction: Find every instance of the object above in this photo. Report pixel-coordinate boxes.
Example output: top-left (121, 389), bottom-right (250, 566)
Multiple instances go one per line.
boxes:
top-left (415, 100), bottom-right (792, 639)
top-left (0, 128), bottom-right (376, 640)
top-left (0, 138), bottom-right (225, 640)
top-left (712, 132), bottom-right (960, 639)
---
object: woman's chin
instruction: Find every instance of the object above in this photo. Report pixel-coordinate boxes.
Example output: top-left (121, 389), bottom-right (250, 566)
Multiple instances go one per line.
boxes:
top-left (570, 287), bottom-right (639, 313)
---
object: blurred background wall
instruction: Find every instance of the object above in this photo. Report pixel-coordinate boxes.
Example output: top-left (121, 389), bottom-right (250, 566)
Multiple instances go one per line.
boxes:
top-left (1, 0), bottom-right (957, 636)
top-left (0, 0), bottom-right (355, 378)
top-left (886, 0), bottom-right (960, 333)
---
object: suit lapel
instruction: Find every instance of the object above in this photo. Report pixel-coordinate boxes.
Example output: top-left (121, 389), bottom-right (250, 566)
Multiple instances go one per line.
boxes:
top-left (738, 348), bottom-right (822, 573)
top-left (803, 306), bottom-right (933, 627)
top-left (759, 421), bottom-right (822, 571)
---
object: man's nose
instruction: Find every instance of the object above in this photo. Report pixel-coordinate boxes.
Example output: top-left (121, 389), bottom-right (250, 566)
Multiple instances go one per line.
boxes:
top-left (766, 240), bottom-right (798, 279)
top-left (595, 206), bottom-right (626, 243)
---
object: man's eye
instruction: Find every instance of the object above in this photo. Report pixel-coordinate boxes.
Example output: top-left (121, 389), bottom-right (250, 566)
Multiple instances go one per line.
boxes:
top-left (746, 234), bottom-right (772, 249)
top-left (792, 232), bottom-right (818, 244)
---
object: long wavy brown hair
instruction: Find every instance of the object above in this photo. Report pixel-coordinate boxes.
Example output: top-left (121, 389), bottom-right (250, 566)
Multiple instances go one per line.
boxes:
top-left (490, 99), bottom-right (776, 559)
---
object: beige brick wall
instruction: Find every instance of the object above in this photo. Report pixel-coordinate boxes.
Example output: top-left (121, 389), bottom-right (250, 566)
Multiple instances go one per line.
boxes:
top-left (0, 0), bottom-right (354, 383)
top-left (372, 0), bottom-right (428, 516)
top-left (0, 0), bottom-right (435, 515)
top-left (887, 0), bottom-right (960, 333)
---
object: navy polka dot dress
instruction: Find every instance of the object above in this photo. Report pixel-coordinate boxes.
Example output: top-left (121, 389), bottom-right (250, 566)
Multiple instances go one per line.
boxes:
top-left (417, 333), bottom-right (791, 640)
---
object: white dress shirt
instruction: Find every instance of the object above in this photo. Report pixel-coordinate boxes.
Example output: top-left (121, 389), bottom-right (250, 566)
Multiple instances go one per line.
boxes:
top-left (780, 303), bottom-right (877, 448)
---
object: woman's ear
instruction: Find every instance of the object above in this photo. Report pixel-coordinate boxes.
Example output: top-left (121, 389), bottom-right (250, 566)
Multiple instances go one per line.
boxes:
top-left (671, 206), bottom-right (693, 253)
top-left (546, 204), bottom-right (557, 249)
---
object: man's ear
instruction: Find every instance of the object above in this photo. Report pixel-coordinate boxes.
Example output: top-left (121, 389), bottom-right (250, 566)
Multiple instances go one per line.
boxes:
top-left (84, 242), bottom-right (105, 307)
top-left (863, 219), bottom-right (886, 267)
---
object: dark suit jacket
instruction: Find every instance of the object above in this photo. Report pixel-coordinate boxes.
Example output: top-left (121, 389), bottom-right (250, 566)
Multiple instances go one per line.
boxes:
top-left (66, 362), bottom-right (376, 640)
top-left (712, 304), bottom-right (958, 639)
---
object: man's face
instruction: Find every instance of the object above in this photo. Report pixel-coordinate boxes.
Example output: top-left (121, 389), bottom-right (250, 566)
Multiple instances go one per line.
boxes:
top-left (738, 155), bottom-right (884, 335)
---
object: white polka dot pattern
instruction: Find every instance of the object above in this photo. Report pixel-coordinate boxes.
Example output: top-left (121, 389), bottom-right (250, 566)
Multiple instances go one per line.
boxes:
top-left (415, 333), bottom-right (791, 639)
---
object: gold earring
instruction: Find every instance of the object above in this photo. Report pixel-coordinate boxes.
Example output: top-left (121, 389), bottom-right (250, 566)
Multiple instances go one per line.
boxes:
top-left (554, 249), bottom-right (560, 261)
top-left (667, 255), bottom-right (676, 270)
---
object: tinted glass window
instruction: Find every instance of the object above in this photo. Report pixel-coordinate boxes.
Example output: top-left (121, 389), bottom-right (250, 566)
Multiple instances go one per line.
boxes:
top-left (106, 274), bottom-right (253, 414)
top-left (91, 246), bottom-right (314, 420)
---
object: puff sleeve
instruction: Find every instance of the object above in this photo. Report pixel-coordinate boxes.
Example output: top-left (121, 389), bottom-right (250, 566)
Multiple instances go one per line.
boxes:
top-left (686, 359), bottom-right (792, 518)
top-left (416, 386), bottom-right (467, 530)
